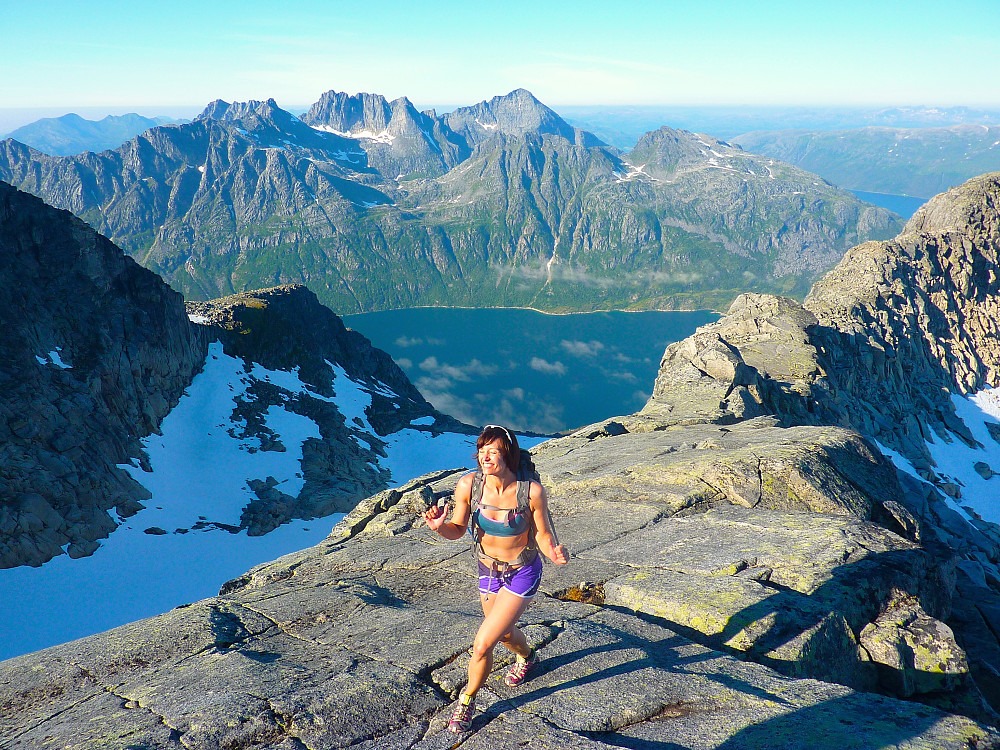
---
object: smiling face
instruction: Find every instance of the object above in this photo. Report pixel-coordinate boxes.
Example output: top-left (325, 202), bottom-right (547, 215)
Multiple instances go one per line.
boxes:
top-left (477, 439), bottom-right (508, 475)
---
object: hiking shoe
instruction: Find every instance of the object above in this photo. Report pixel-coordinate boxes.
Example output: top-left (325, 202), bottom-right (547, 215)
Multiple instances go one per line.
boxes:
top-left (505, 650), bottom-right (538, 686)
top-left (448, 698), bottom-right (474, 733)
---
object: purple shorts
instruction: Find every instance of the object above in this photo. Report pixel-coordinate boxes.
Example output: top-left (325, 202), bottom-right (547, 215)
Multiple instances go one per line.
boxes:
top-left (478, 554), bottom-right (543, 599)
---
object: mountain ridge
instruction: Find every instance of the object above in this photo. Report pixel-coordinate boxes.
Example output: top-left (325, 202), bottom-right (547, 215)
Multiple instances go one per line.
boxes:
top-left (0, 88), bottom-right (902, 314)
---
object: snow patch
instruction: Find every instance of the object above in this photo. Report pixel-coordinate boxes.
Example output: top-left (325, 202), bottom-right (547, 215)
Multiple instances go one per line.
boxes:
top-left (36, 347), bottom-right (71, 369)
top-left (615, 163), bottom-right (659, 184)
top-left (310, 124), bottom-right (395, 144)
top-left (879, 388), bottom-right (1000, 527)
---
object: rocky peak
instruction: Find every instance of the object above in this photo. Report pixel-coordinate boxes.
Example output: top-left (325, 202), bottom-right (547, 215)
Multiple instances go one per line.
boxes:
top-left (804, 171), bottom-right (1000, 459)
top-left (444, 88), bottom-right (590, 148)
top-left (300, 90), bottom-right (466, 177)
top-left (195, 97), bottom-right (305, 134)
top-left (302, 90), bottom-right (395, 133)
top-left (629, 126), bottom-right (728, 173)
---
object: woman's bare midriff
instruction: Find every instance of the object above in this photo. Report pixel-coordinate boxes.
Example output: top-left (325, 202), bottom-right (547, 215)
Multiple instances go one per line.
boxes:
top-left (478, 529), bottom-right (530, 565)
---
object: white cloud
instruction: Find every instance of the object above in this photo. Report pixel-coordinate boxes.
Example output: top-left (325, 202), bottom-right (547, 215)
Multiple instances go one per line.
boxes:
top-left (419, 356), bottom-right (496, 381)
top-left (529, 357), bottom-right (566, 376)
top-left (561, 339), bottom-right (605, 358)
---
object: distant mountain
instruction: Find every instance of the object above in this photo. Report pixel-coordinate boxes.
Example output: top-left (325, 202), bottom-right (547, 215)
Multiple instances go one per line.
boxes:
top-left (5, 112), bottom-right (182, 156)
top-left (560, 105), bottom-right (1000, 148)
top-left (733, 125), bottom-right (1000, 198)
top-left (0, 89), bottom-right (902, 313)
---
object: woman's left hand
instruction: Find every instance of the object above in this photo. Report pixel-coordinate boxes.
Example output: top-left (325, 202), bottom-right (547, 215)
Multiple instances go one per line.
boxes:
top-left (550, 544), bottom-right (568, 565)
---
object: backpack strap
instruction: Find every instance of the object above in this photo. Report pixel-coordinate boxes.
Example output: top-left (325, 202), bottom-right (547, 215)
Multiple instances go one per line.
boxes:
top-left (471, 470), bottom-right (485, 509)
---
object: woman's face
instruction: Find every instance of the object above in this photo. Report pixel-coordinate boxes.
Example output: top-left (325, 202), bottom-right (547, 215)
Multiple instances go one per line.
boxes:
top-left (477, 439), bottom-right (507, 475)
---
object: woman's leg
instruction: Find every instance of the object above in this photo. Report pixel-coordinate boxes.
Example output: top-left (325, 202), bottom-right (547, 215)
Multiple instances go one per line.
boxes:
top-left (465, 589), bottom-right (533, 697)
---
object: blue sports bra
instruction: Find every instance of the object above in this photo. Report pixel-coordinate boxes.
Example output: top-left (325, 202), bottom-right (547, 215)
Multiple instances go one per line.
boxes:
top-left (473, 504), bottom-right (530, 537)
top-left (468, 471), bottom-right (532, 538)
top-left (467, 469), bottom-right (539, 567)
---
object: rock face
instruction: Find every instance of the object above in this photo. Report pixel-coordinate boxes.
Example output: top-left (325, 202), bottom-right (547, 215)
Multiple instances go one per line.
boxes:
top-left (0, 89), bottom-right (902, 313)
top-left (1, 175), bottom-right (998, 748)
top-left (805, 172), bottom-right (1000, 464)
top-left (0, 181), bottom-right (206, 569)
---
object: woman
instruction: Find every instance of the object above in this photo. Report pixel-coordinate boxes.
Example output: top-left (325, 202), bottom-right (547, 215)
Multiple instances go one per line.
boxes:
top-left (423, 424), bottom-right (568, 733)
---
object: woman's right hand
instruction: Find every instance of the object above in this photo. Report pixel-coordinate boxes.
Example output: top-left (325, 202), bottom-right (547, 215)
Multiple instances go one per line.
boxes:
top-left (423, 502), bottom-right (450, 531)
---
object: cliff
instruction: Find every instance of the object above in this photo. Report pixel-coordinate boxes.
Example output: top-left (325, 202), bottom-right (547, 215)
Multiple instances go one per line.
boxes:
top-left (0, 180), bottom-right (206, 568)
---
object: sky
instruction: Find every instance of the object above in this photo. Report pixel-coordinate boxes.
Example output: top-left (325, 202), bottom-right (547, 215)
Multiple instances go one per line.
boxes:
top-left (2, 0), bottom-right (999, 123)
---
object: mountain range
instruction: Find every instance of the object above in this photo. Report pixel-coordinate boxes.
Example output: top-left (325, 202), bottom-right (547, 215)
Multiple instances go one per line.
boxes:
top-left (3, 112), bottom-right (181, 156)
top-left (734, 124), bottom-right (1000, 198)
top-left (0, 89), bottom-right (902, 313)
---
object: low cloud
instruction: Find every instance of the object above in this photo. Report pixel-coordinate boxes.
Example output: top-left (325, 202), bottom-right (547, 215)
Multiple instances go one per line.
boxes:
top-left (416, 382), bottom-right (477, 425)
top-left (505, 259), bottom-right (706, 290)
top-left (610, 371), bottom-right (639, 383)
top-left (419, 356), bottom-right (496, 382)
top-left (396, 357), bottom-right (413, 370)
top-left (561, 339), bottom-right (605, 358)
top-left (502, 388), bottom-right (525, 401)
top-left (529, 357), bottom-right (566, 375)
top-left (480, 396), bottom-right (567, 434)
top-left (415, 375), bottom-right (454, 392)
top-left (395, 335), bottom-right (445, 347)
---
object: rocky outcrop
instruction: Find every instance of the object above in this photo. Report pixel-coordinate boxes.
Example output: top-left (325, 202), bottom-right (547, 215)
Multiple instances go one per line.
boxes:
top-left (186, 285), bottom-right (471, 534)
top-left (635, 172), bottom-right (1000, 717)
top-left (803, 171), bottom-right (1000, 465)
top-left (2, 424), bottom-right (997, 748)
top-left (0, 181), bottom-right (207, 568)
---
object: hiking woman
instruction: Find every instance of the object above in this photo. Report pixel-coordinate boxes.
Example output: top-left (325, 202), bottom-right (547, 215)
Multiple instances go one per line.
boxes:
top-left (423, 424), bottom-right (568, 733)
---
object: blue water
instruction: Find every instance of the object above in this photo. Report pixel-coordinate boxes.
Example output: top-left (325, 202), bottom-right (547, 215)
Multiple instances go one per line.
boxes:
top-left (850, 190), bottom-right (928, 220)
top-left (344, 308), bottom-right (719, 434)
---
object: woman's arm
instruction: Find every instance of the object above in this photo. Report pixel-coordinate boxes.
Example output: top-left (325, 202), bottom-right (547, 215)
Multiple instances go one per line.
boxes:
top-left (529, 482), bottom-right (568, 564)
top-left (422, 472), bottom-right (473, 540)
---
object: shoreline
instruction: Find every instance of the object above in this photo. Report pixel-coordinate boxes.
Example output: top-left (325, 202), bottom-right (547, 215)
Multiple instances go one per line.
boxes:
top-left (343, 304), bottom-right (725, 319)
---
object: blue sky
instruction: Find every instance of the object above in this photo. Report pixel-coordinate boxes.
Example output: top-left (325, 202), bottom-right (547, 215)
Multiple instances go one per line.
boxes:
top-left (2, 0), bottom-right (999, 115)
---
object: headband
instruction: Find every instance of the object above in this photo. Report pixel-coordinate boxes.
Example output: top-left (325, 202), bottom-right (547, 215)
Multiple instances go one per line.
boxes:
top-left (484, 424), bottom-right (514, 443)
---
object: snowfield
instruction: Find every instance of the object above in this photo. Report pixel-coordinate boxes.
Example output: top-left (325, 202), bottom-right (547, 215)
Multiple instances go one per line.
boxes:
top-left (0, 343), bottom-right (521, 661)
top-left (880, 387), bottom-right (1000, 527)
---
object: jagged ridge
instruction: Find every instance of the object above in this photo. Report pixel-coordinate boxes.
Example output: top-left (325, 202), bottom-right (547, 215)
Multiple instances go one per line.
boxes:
top-left (0, 89), bottom-right (903, 313)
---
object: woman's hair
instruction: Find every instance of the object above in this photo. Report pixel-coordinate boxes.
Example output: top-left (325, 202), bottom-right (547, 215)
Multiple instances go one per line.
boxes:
top-left (475, 424), bottom-right (520, 472)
